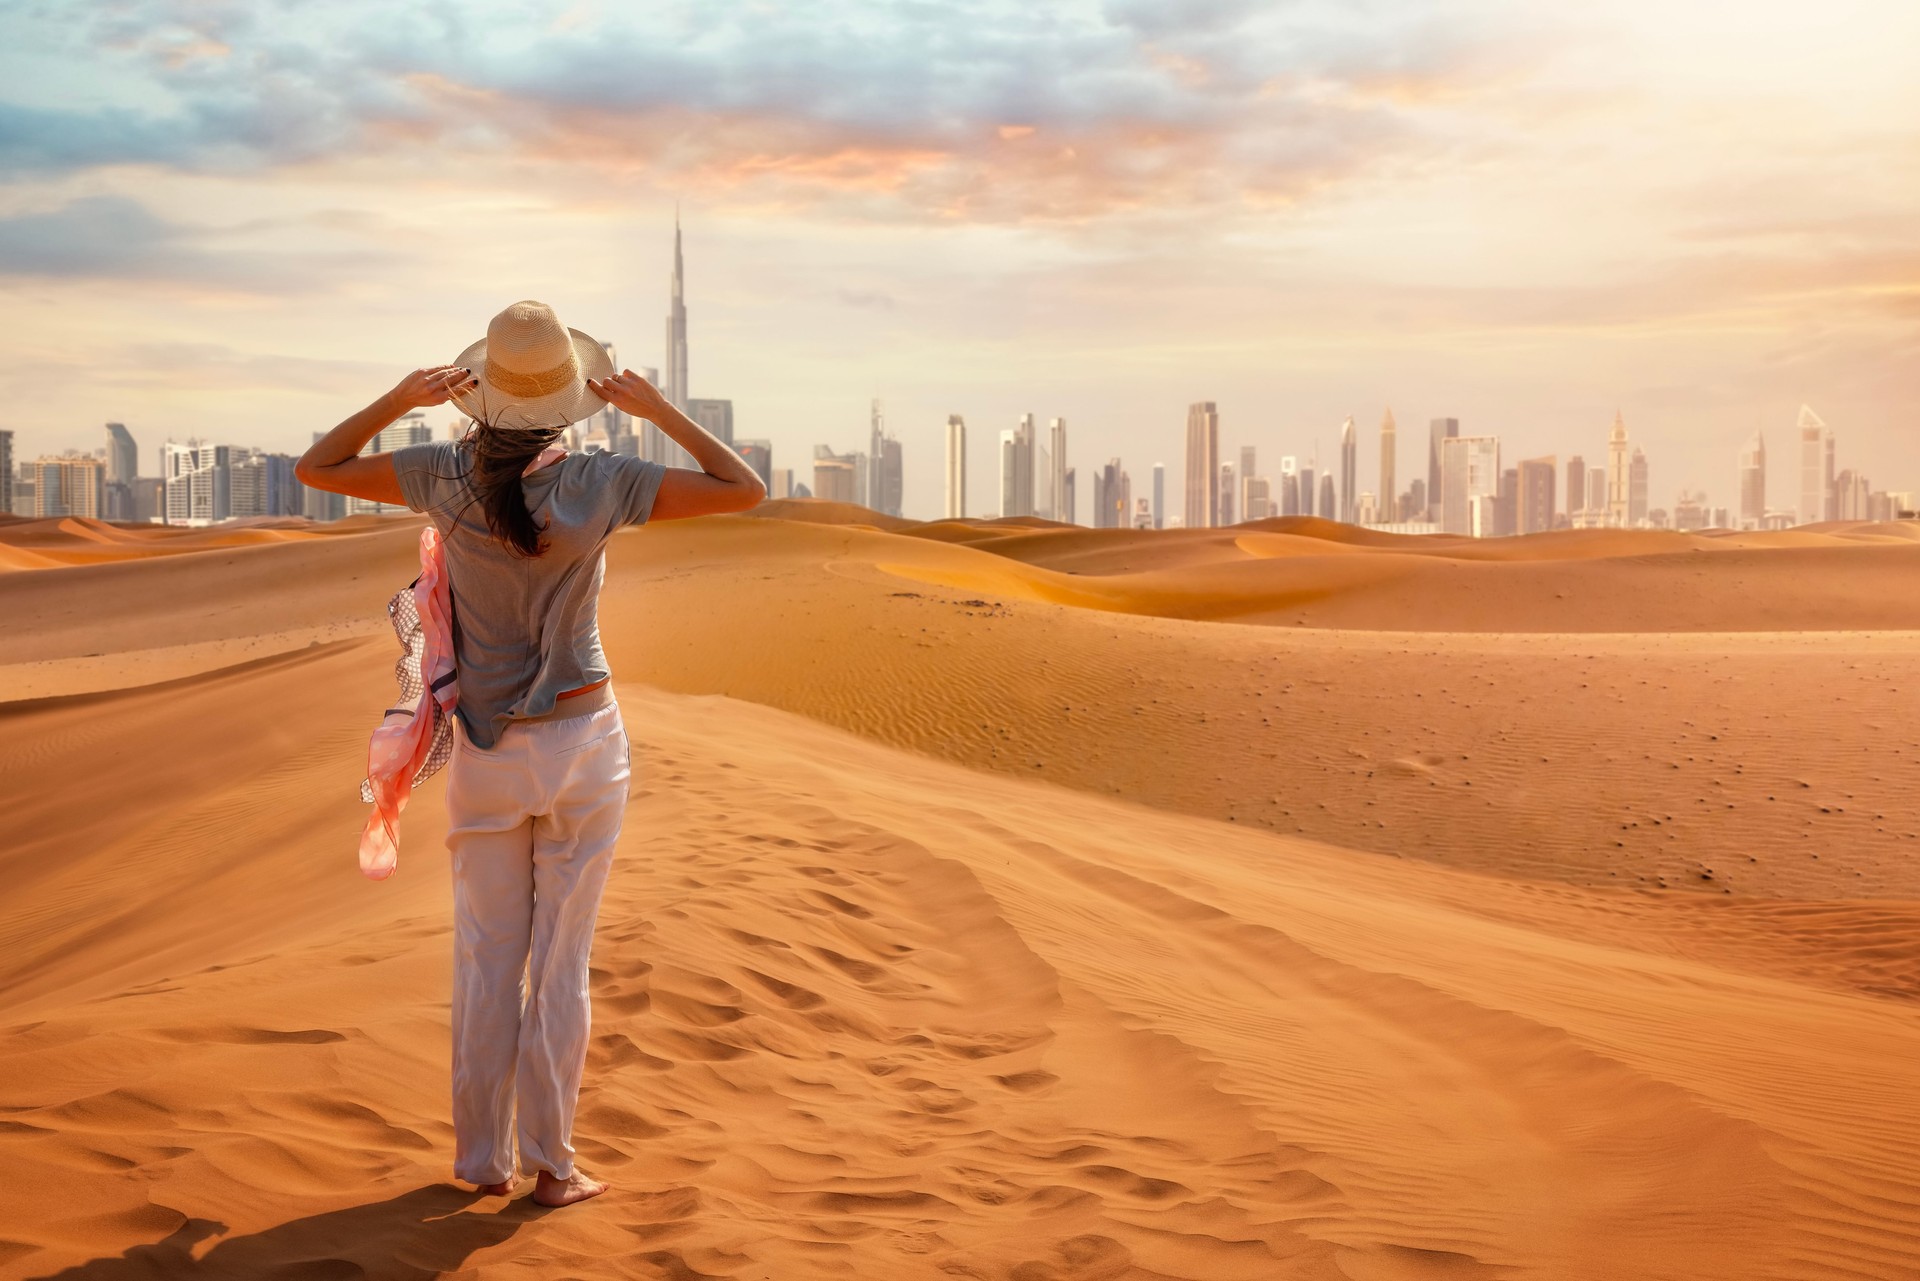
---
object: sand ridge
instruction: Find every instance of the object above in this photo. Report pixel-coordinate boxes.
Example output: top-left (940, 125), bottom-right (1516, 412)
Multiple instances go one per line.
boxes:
top-left (4, 499), bottom-right (1920, 1278)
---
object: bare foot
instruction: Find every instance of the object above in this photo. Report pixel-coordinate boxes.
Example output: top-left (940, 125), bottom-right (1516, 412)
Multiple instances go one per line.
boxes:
top-left (532, 1169), bottom-right (609, 1207)
top-left (475, 1179), bottom-right (516, 1196)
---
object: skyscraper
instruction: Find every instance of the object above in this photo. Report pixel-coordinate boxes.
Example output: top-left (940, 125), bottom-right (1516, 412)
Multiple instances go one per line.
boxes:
top-left (1218, 462), bottom-right (1236, 526)
top-left (1317, 473), bottom-right (1336, 521)
top-left (1738, 430), bottom-right (1766, 529)
top-left (1184, 402), bottom-right (1219, 529)
top-left (1000, 416), bottom-right (1037, 518)
top-left (1428, 418), bottom-right (1458, 521)
top-left (1517, 456), bottom-right (1556, 534)
top-left (32, 454), bottom-right (104, 518)
top-left (945, 414), bottom-right (966, 519)
top-left (1607, 411), bottom-right (1629, 527)
top-left (1379, 409), bottom-right (1396, 523)
top-left (1239, 445), bottom-right (1256, 526)
top-left (1151, 462), bottom-right (1165, 529)
top-left (1048, 417), bottom-right (1068, 523)
top-left (865, 400), bottom-right (902, 517)
top-left (1298, 458), bottom-right (1316, 518)
top-left (663, 210), bottom-right (688, 411)
top-left (1339, 416), bottom-right (1357, 522)
top-left (1093, 458), bottom-right (1129, 528)
top-left (1628, 446), bottom-right (1649, 526)
top-left (1440, 435), bottom-right (1500, 535)
top-left (1063, 466), bottom-right (1076, 525)
top-left (163, 441), bottom-right (231, 525)
top-left (1587, 467), bottom-right (1607, 518)
top-left (1798, 405), bottom-right (1830, 526)
top-left (105, 422), bottom-right (137, 484)
top-left (0, 430), bottom-right (12, 515)
top-left (1824, 427), bottom-right (1837, 522)
top-left (1567, 455), bottom-right (1587, 516)
top-left (1280, 457), bottom-right (1298, 517)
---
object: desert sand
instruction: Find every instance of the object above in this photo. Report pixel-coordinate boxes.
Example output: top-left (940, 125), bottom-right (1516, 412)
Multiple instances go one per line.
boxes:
top-left (2, 506), bottom-right (1918, 1280)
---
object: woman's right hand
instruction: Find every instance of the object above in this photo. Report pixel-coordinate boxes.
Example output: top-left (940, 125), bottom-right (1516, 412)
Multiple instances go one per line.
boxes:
top-left (587, 368), bottom-right (672, 422)
top-left (387, 365), bottom-right (478, 412)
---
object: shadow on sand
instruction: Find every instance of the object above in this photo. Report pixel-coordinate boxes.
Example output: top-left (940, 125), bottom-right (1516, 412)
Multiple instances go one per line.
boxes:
top-left (25, 1184), bottom-right (540, 1280)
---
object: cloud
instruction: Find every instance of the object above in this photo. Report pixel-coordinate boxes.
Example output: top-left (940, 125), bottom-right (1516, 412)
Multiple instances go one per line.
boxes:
top-left (0, 194), bottom-right (393, 288)
top-left (0, 0), bottom-right (1516, 223)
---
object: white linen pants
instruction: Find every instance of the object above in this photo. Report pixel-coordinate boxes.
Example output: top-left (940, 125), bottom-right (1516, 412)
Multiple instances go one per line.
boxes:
top-left (445, 699), bottom-right (629, 1184)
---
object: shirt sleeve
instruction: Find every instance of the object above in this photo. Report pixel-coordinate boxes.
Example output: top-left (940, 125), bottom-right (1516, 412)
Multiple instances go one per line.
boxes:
top-left (608, 453), bottom-right (669, 526)
top-left (391, 441), bottom-right (463, 514)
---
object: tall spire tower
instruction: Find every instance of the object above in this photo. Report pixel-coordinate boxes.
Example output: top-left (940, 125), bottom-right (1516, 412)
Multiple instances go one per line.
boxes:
top-left (663, 206), bottom-right (688, 411)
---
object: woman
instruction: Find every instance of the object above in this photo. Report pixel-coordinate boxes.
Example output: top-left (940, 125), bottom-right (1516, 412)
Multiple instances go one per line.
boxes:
top-left (296, 300), bottom-right (766, 1207)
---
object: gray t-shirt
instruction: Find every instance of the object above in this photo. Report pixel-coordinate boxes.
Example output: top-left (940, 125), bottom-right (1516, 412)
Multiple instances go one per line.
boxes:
top-left (392, 441), bottom-right (668, 750)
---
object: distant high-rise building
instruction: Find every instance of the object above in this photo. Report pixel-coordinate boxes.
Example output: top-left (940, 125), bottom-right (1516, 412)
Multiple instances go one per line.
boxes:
top-left (1063, 465), bottom-right (1076, 525)
top-left (735, 439), bottom-right (773, 492)
top-left (1133, 496), bottom-right (1152, 529)
top-left (0, 430), bottom-right (12, 515)
top-left (163, 441), bottom-right (231, 525)
top-left (1566, 455), bottom-right (1587, 516)
top-left (1244, 475), bottom-right (1272, 520)
top-left (1279, 457), bottom-right (1299, 517)
top-left (770, 467), bottom-right (794, 500)
top-left (945, 415), bottom-right (966, 519)
top-left (1606, 411), bottom-right (1629, 527)
top-left (663, 211), bottom-right (688, 412)
top-left (1586, 466), bottom-right (1607, 518)
top-left (1151, 462), bottom-right (1165, 529)
top-left (1238, 445), bottom-right (1256, 526)
top-left (1048, 417), bottom-right (1068, 523)
top-left (862, 401), bottom-right (902, 517)
top-left (1406, 477), bottom-right (1426, 524)
top-left (1218, 462), bottom-right (1236, 526)
top-left (1339, 416), bottom-right (1357, 522)
top-left (813, 445), bottom-right (858, 504)
top-left (229, 449), bottom-right (301, 518)
top-left (1378, 409), bottom-right (1396, 524)
top-left (1317, 473), bottom-right (1336, 521)
top-left (1674, 490), bottom-right (1708, 531)
top-left (1628, 446), bottom-right (1649, 526)
top-left (1517, 456), bottom-right (1556, 535)
top-left (1835, 469), bottom-right (1871, 521)
top-left (1440, 435), bottom-right (1500, 535)
top-left (1496, 466), bottom-right (1519, 537)
top-left (1824, 425), bottom-right (1837, 522)
top-left (1001, 414), bottom-right (1036, 517)
top-left (1738, 430), bottom-right (1766, 529)
top-left (105, 422), bottom-right (137, 484)
top-left (1300, 459), bottom-right (1317, 517)
top-left (33, 454), bottom-right (104, 518)
top-left (1093, 458), bottom-right (1130, 528)
top-left (1797, 405), bottom-right (1830, 526)
top-left (1428, 418), bottom-right (1458, 521)
top-left (1184, 402), bottom-right (1219, 529)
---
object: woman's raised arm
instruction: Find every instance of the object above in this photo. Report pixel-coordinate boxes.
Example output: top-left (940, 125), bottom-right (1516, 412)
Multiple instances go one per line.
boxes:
top-left (296, 366), bottom-right (478, 503)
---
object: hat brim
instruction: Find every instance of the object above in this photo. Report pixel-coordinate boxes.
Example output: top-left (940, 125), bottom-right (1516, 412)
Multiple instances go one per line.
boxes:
top-left (448, 327), bottom-right (613, 429)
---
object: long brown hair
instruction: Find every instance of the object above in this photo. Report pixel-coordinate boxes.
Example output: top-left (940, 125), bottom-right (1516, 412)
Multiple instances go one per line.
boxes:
top-left (457, 415), bottom-right (566, 558)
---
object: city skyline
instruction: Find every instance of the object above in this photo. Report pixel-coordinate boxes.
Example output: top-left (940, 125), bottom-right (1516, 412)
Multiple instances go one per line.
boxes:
top-left (2, 3), bottom-right (1915, 524)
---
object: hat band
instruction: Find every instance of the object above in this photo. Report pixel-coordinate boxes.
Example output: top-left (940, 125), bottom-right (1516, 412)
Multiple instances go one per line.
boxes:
top-left (485, 350), bottom-right (579, 399)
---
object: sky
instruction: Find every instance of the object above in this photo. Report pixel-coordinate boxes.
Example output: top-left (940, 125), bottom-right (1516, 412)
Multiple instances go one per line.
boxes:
top-left (1, 0), bottom-right (1915, 521)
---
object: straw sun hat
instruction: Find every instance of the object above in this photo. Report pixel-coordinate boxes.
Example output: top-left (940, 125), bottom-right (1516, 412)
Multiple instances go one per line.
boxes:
top-left (448, 300), bottom-right (612, 429)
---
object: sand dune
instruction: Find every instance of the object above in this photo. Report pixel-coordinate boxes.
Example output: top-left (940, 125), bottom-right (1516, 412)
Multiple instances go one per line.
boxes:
top-left (4, 499), bottom-right (1919, 1278)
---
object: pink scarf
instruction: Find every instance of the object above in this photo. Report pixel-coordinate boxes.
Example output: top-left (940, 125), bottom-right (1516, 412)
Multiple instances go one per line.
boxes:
top-left (357, 525), bottom-right (458, 880)
top-left (354, 446), bottom-right (565, 879)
